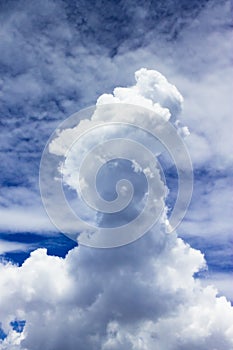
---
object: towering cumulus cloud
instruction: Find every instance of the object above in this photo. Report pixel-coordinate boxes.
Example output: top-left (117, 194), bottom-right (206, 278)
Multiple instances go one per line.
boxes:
top-left (0, 69), bottom-right (233, 350)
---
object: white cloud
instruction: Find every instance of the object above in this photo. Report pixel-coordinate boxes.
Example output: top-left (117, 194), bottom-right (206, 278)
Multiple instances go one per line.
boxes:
top-left (200, 272), bottom-right (233, 303)
top-left (0, 207), bottom-right (56, 234)
top-left (45, 67), bottom-right (192, 247)
top-left (0, 233), bottom-right (232, 350)
top-left (0, 241), bottom-right (30, 255)
top-left (1, 63), bottom-right (233, 349)
top-left (95, 67), bottom-right (183, 121)
top-left (0, 1), bottom-right (232, 349)
top-left (180, 176), bottom-right (233, 239)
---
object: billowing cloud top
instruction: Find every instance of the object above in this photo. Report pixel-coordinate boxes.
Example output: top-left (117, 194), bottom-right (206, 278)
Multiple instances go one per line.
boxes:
top-left (43, 68), bottom-right (191, 247)
top-left (96, 68), bottom-right (183, 119)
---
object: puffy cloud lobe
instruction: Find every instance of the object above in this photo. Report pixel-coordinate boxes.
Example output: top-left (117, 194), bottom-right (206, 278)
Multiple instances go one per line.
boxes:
top-left (49, 67), bottom-right (183, 161)
top-left (96, 68), bottom-right (183, 121)
top-left (51, 67), bottom-right (185, 192)
top-left (134, 68), bottom-right (184, 118)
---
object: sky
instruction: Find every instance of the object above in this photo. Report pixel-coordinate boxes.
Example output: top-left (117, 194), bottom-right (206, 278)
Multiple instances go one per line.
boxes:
top-left (0, 0), bottom-right (233, 349)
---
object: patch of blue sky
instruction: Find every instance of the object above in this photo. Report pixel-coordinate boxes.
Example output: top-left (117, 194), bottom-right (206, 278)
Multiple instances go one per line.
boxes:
top-left (0, 232), bottom-right (77, 266)
top-left (0, 320), bottom-right (25, 342)
top-left (10, 320), bottom-right (26, 333)
top-left (0, 325), bottom-right (7, 341)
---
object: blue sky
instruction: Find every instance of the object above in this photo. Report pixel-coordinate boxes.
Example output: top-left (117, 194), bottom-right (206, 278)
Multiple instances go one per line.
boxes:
top-left (0, 0), bottom-right (232, 349)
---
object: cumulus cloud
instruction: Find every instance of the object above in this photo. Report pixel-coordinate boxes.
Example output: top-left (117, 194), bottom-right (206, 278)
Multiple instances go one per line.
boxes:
top-left (0, 233), bottom-right (233, 349)
top-left (96, 68), bottom-right (183, 120)
top-left (0, 0), bottom-right (232, 348)
top-left (1, 65), bottom-right (233, 349)
top-left (45, 67), bottom-right (190, 247)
